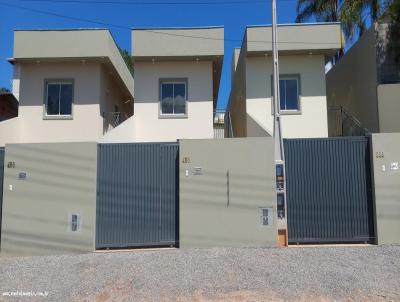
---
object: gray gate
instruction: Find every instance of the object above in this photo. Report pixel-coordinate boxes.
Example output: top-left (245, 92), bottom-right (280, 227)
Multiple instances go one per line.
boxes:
top-left (96, 143), bottom-right (179, 249)
top-left (0, 147), bottom-right (4, 243)
top-left (284, 137), bottom-right (375, 244)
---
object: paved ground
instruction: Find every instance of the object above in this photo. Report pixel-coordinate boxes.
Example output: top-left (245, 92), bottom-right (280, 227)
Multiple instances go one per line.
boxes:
top-left (0, 245), bottom-right (399, 302)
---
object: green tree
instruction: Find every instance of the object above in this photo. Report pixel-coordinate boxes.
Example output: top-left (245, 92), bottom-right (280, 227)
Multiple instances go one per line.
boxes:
top-left (388, 0), bottom-right (400, 61)
top-left (340, 0), bottom-right (383, 39)
top-left (296, 0), bottom-right (341, 23)
top-left (118, 47), bottom-right (134, 75)
top-left (296, 0), bottom-right (343, 59)
top-left (296, 0), bottom-right (386, 40)
top-left (0, 87), bottom-right (10, 94)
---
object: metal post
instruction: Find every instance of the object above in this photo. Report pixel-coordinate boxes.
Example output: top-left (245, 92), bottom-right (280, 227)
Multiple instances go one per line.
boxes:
top-left (272, 0), bottom-right (283, 159)
top-left (271, 0), bottom-right (288, 245)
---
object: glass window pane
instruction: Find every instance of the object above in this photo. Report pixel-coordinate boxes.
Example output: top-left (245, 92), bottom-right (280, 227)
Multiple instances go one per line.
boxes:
top-left (285, 79), bottom-right (299, 110)
top-left (60, 84), bottom-right (73, 115)
top-left (47, 84), bottom-right (60, 115)
top-left (279, 80), bottom-right (286, 110)
top-left (161, 83), bottom-right (173, 114)
top-left (173, 83), bottom-right (186, 114)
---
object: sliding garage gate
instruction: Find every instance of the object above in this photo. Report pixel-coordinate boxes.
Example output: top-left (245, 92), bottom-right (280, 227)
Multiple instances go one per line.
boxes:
top-left (284, 137), bottom-right (375, 244)
top-left (96, 143), bottom-right (179, 249)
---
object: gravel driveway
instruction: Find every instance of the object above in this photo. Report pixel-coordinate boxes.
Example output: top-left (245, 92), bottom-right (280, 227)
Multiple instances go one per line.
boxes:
top-left (0, 245), bottom-right (399, 302)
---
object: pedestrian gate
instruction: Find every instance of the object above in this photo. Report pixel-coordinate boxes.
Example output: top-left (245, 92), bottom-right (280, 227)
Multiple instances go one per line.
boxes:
top-left (284, 137), bottom-right (375, 244)
top-left (96, 143), bottom-right (179, 249)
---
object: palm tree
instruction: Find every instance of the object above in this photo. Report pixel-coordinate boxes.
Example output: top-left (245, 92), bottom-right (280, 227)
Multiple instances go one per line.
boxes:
top-left (296, 0), bottom-right (341, 23)
top-left (296, 0), bottom-right (343, 59)
top-left (340, 0), bottom-right (382, 39)
top-left (296, 0), bottom-right (386, 40)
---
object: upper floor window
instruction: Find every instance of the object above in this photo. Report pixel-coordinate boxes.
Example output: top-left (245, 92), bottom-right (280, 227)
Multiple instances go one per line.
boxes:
top-left (279, 76), bottom-right (300, 112)
top-left (45, 80), bottom-right (73, 117)
top-left (160, 80), bottom-right (187, 116)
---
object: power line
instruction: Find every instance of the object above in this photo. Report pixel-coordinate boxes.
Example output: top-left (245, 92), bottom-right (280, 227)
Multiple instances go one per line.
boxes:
top-left (17, 0), bottom-right (296, 5)
top-left (1, 1), bottom-right (130, 30)
top-left (147, 28), bottom-right (338, 45)
top-left (0, 1), bottom-right (340, 45)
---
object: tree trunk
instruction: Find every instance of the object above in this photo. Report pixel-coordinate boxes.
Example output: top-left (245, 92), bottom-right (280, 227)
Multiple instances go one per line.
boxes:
top-left (371, 0), bottom-right (379, 21)
top-left (332, 0), bottom-right (338, 22)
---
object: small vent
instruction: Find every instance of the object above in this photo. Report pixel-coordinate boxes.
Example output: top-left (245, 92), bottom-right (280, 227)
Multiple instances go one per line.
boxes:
top-left (68, 214), bottom-right (82, 232)
top-left (259, 208), bottom-right (273, 226)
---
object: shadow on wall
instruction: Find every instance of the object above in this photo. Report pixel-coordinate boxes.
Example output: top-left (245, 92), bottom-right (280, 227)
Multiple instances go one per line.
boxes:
top-left (1, 143), bottom-right (97, 256)
top-left (2, 228), bottom-right (94, 256)
top-left (247, 114), bottom-right (272, 137)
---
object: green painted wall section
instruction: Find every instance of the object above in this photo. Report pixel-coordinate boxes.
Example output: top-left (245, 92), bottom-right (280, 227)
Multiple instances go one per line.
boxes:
top-left (377, 84), bottom-right (400, 133)
top-left (371, 133), bottom-right (400, 245)
top-left (179, 138), bottom-right (277, 248)
top-left (1, 142), bottom-right (97, 257)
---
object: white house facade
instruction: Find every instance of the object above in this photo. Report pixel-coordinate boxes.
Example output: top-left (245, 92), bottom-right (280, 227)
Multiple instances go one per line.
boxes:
top-left (102, 27), bottom-right (224, 143)
top-left (0, 27), bottom-right (224, 146)
top-left (228, 23), bottom-right (343, 139)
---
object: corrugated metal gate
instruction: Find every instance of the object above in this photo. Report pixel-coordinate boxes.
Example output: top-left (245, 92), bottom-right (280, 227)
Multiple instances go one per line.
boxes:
top-left (96, 143), bottom-right (179, 249)
top-left (284, 137), bottom-right (375, 244)
top-left (0, 147), bottom-right (4, 244)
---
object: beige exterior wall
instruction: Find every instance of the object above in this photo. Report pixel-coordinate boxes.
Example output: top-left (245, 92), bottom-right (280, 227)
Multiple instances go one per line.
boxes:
top-left (245, 55), bottom-right (328, 138)
top-left (133, 61), bottom-right (214, 142)
top-left (179, 138), bottom-right (277, 248)
top-left (0, 118), bottom-right (22, 146)
top-left (13, 30), bottom-right (134, 97)
top-left (326, 27), bottom-right (379, 134)
top-left (18, 62), bottom-right (103, 143)
top-left (102, 61), bottom-right (215, 143)
top-left (377, 84), bottom-right (400, 133)
top-left (1, 142), bottom-right (97, 256)
top-left (0, 62), bottom-right (132, 146)
top-left (371, 133), bottom-right (400, 245)
top-left (229, 23), bottom-right (340, 139)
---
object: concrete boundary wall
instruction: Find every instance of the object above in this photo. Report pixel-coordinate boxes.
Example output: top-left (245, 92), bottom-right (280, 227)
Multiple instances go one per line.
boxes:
top-left (371, 133), bottom-right (400, 245)
top-left (179, 138), bottom-right (277, 248)
top-left (1, 142), bottom-right (97, 257)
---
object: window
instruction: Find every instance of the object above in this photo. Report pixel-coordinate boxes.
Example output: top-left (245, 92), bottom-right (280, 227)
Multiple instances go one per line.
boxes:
top-left (279, 76), bottom-right (300, 111)
top-left (45, 80), bottom-right (73, 117)
top-left (160, 80), bottom-right (187, 115)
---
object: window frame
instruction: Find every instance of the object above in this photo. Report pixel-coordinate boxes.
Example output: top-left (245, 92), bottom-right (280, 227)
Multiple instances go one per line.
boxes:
top-left (159, 78), bottom-right (188, 119)
top-left (270, 74), bottom-right (301, 115)
top-left (43, 79), bottom-right (74, 120)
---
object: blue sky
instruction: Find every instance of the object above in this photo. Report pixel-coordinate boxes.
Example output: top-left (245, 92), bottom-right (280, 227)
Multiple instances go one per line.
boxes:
top-left (0, 0), bottom-right (300, 109)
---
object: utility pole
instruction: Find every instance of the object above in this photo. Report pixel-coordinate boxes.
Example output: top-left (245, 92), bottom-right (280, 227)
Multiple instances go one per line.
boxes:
top-left (271, 0), bottom-right (288, 245)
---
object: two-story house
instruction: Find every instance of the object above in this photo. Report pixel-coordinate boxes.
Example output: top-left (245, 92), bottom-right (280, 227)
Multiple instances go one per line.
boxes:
top-left (0, 29), bottom-right (134, 146)
top-left (228, 23), bottom-right (342, 138)
top-left (102, 27), bottom-right (224, 143)
top-left (0, 27), bottom-right (224, 146)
